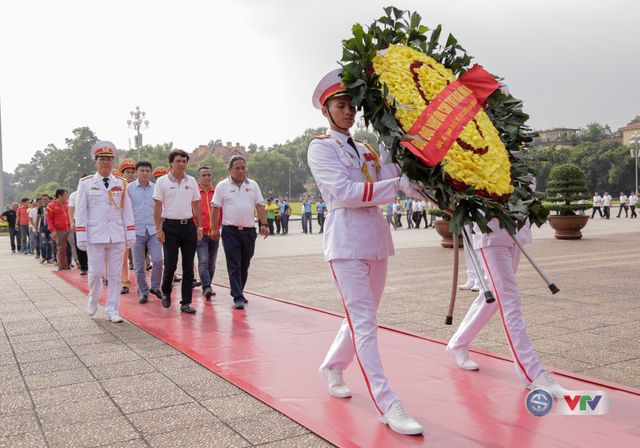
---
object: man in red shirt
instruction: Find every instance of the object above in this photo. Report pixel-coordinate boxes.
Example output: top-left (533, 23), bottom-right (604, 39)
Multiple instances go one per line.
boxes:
top-left (46, 188), bottom-right (76, 270)
top-left (195, 166), bottom-right (220, 299)
top-left (17, 198), bottom-right (31, 254)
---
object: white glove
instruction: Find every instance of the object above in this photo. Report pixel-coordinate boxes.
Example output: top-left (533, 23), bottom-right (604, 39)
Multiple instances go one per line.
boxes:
top-left (127, 239), bottom-right (136, 249)
top-left (399, 175), bottom-right (423, 200)
top-left (77, 241), bottom-right (87, 251)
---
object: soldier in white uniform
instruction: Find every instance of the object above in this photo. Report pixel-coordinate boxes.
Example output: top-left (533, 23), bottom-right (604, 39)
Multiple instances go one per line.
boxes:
top-left (309, 69), bottom-right (423, 436)
top-left (75, 141), bottom-right (136, 323)
top-left (446, 218), bottom-right (570, 398)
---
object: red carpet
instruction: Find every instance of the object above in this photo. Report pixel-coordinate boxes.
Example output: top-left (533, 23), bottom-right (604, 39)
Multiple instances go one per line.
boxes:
top-left (55, 270), bottom-right (640, 448)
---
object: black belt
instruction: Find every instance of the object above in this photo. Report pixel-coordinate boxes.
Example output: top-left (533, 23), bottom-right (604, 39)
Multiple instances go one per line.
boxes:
top-left (164, 218), bottom-right (193, 225)
top-left (222, 224), bottom-right (255, 231)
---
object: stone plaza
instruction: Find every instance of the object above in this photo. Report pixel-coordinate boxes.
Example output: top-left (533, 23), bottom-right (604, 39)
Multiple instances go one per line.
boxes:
top-left (0, 217), bottom-right (638, 447)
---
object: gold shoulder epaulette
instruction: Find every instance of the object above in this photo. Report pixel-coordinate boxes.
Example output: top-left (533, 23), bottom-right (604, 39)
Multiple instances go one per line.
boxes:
top-left (80, 175), bottom-right (93, 181)
top-left (314, 134), bottom-right (331, 140)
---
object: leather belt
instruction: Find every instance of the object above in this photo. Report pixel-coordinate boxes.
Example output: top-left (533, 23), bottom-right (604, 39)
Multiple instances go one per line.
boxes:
top-left (164, 218), bottom-right (192, 224)
top-left (222, 224), bottom-right (255, 231)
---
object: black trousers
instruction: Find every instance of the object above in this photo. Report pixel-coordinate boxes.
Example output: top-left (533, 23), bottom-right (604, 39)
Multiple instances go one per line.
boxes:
top-left (221, 226), bottom-right (256, 303)
top-left (317, 213), bottom-right (325, 232)
top-left (591, 206), bottom-right (603, 218)
top-left (8, 227), bottom-right (18, 251)
top-left (603, 206), bottom-right (610, 219)
top-left (281, 214), bottom-right (289, 234)
top-left (631, 205), bottom-right (637, 218)
top-left (75, 233), bottom-right (88, 271)
top-left (617, 204), bottom-right (628, 218)
top-left (161, 219), bottom-right (197, 305)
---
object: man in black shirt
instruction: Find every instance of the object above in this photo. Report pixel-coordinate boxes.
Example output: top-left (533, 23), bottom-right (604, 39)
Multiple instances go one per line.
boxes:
top-left (1, 203), bottom-right (19, 253)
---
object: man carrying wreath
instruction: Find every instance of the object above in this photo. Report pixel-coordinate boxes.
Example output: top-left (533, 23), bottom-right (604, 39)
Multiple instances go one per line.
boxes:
top-left (308, 69), bottom-right (424, 436)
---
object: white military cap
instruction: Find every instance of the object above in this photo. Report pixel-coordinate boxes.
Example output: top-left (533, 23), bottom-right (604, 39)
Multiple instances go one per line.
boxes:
top-left (90, 141), bottom-right (117, 159)
top-left (312, 69), bottom-right (349, 109)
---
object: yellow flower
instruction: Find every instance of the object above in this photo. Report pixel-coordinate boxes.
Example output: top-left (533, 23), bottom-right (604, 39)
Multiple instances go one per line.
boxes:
top-left (372, 45), bottom-right (513, 197)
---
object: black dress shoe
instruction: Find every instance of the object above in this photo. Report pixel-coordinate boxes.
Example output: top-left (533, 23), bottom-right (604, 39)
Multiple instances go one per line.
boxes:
top-left (80, 270), bottom-right (88, 276)
top-left (139, 294), bottom-right (148, 304)
top-left (121, 286), bottom-right (129, 294)
top-left (162, 293), bottom-right (171, 309)
top-left (233, 299), bottom-right (245, 310)
top-left (180, 304), bottom-right (196, 314)
top-left (149, 288), bottom-right (163, 299)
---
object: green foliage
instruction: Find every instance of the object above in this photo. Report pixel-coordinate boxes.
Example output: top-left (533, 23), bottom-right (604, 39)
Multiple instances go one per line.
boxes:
top-left (248, 151), bottom-right (292, 197)
top-left (545, 164), bottom-right (591, 215)
top-left (340, 7), bottom-right (545, 235)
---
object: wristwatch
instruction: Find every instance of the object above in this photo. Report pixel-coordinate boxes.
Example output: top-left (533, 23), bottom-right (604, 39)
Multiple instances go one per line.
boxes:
top-left (260, 222), bottom-right (268, 227)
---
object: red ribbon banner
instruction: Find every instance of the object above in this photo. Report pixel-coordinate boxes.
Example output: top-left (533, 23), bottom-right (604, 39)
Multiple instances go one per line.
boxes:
top-left (401, 64), bottom-right (500, 167)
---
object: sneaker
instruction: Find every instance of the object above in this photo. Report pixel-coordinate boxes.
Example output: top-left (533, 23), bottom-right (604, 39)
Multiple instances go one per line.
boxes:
top-left (380, 400), bottom-right (424, 435)
top-left (40, 258), bottom-right (46, 264)
top-left (120, 286), bottom-right (129, 294)
top-left (180, 304), bottom-right (196, 314)
top-left (139, 294), bottom-right (148, 304)
top-left (233, 298), bottom-right (245, 310)
top-left (204, 287), bottom-right (213, 300)
top-left (446, 345), bottom-right (479, 371)
top-left (86, 303), bottom-right (98, 316)
top-left (319, 368), bottom-right (352, 398)
top-left (526, 370), bottom-right (570, 399)
top-left (107, 314), bottom-right (123, 323)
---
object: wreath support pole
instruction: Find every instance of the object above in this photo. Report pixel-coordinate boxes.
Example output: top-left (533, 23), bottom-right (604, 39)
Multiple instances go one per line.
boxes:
top-left (508, 234), bottom-right (560, 294)
top-left (445, 231), bottom-right (459, 325)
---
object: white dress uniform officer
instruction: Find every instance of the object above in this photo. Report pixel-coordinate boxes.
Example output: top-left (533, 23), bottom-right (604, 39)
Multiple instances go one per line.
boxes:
top-left (75, 141), bottom-right (136, 323)
top-left (309, 69), bottom-right (423, 436)
top-left (447, 218), bottom-right (570, 398)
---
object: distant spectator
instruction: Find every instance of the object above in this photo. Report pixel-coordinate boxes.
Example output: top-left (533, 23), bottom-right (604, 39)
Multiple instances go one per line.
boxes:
top-left (629, 192), bottom-right (638, 218)
top-left (274, 199), bottom-right (282, 234)
top-left (265, 198), bottom-right (277, 235)
top-left (591, 192), bottom-right (603, 219)
top-left (602, 192), bottom-right (612, 219)
top-left (302, 195), bottom-right (313, 234)
top-left (17, 198), bottom-right (31, 254)
top-left (617, 192), bottom-right (629, 218)
top-left (279, 197), bottom-right (290, 235)
top-left (317, 198), bottom-right (326, 233)
top-left (1, 203), bottom-right (19, 253)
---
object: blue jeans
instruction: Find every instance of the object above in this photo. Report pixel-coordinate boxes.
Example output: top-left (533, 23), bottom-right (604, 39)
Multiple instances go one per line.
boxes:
top-left (303, 212), bottom-right (312, 233)
top-left (29, 228), bottom-right (40, 256)
top-left (196, 235), bottom-right (219, 290)
top-left (20, 225), bottom-right (30, 253)
top-left (133, 230), bottom-right (163, 295)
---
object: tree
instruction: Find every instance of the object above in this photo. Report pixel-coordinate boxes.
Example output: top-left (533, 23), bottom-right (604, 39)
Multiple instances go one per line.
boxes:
top-left (578, 122), bottom-right (609, 143)
top-left (189, 154), bottom-right (227, 183)
top-left (247, 151), bottom-right (292, 197)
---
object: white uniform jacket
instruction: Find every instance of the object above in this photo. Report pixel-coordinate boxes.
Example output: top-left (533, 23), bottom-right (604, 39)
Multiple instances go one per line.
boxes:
top-left (75, 172), bottom-right (136, 244)
top-left (308, 130), bottom-right (400, 261)
top-left (472, 218), bottom-right (532, 249)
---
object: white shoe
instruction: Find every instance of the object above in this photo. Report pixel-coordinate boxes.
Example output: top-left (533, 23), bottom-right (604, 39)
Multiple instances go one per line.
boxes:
top-left (380, 400), bottom-right (423, 435)
top-left (446, 346), bottom-right (480, 371)
top-left (86, 303), bottom-right (98, 316)
top-left (107, 314), bottom-right (123, 323)
top-left (458, 280), bottom-right (475, 290)
top-left (470, 282), bottom-right (481, 292)
top-left (526, 370), bottom-right (570, 399)
top-left (319, 368), bottom-right (352, 398)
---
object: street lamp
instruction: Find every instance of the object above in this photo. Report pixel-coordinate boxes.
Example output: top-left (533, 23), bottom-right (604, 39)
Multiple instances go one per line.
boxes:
top-left (126, 106), bottom-right (149, 160)
top-left (630, 131), bottom-right (640, 195)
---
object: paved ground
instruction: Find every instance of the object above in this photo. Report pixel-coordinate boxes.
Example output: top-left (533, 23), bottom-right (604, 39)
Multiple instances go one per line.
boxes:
top-left (0, 215), bottom-right (638, 447)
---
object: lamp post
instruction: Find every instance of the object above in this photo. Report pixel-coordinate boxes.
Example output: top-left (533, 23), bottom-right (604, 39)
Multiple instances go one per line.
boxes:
top-left (630, 131), bottom-right (640, 195)
top-left (126, 106), bottom-right (149, 160)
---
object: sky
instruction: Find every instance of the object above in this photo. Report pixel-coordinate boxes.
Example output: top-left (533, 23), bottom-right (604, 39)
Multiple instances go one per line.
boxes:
top-left (0, 0), bottom-right (638, 172)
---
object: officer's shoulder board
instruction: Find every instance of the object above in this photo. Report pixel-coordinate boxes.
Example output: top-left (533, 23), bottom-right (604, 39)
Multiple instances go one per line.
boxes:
top-left (314, 134), bottom-right (331, 140)
top-left (80, 175), bottom-right (93, 181)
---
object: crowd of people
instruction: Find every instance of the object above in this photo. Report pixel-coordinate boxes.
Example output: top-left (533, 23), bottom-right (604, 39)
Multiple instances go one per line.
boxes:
top-left (1, 146), bottom-right (271, 317)
top-left (589, 191), bottom-right (638, 219)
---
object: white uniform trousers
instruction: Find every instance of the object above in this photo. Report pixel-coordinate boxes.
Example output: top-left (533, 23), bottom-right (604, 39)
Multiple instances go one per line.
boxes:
top-left (87, 242), bottom-right (127, 318)
top-left (462, 225), bottom-right (481, 284)
top-left (448, 244), bottom-right (544, 385)
top-left (320, 258), bottom-right (399, 415)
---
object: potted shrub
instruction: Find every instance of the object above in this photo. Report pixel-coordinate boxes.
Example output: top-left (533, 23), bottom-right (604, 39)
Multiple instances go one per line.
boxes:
top-left (427, 208), bottom-right (463, 248)
top-left (544, 163), bottom-right (591, 239)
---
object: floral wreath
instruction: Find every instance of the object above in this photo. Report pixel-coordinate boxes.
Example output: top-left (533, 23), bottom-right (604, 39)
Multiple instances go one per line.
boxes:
top-left (340, 7), bottom-right (548, 234)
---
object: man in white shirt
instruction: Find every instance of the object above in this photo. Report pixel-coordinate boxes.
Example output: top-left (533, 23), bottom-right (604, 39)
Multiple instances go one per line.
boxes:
top-left (602, 192), bottom-right (612, 219)
top-left (211, 155), bottom-right (268, 310)
top-left (153, 149), bottom-right (204, 314)
top-left (590, 192), bottom-right (603, 219)
top-left (629, 192), bottom-right (638, 218)
top-left (617, 192), bottom-right (629, 218)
